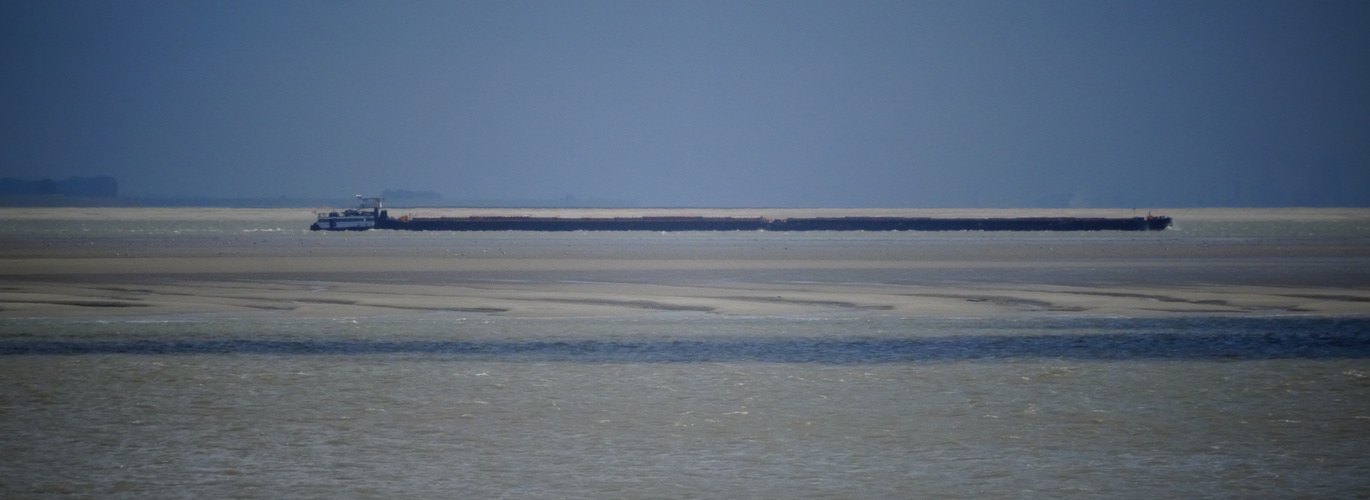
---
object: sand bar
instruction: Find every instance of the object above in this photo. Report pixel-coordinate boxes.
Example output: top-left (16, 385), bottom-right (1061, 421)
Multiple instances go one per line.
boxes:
top-left (1, 207), bottom-right (1367, 318)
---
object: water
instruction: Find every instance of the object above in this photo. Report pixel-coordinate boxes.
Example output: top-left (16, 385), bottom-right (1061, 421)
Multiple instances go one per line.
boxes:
top-left (3, 314), bottom-right (1368, 498)
top-left (2, 209), bottom-right (1369, 497)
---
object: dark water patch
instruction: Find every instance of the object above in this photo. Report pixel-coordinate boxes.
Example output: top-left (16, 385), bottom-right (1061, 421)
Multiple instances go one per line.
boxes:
top-left (3, 325), bottom-right (1368, 362)
top-left (90, 286), bottom-right (155, 294)
top-left (1278, 293), bottom-right (1370, 303)
top-left (1057, 290), bottom-right (1195, 303)
top-left (723, 296), bottom-right (893, 310)
top-left (240, 304), bottom-right (297, 311)
top-left (292, 298), bottom-right (359, 305)
top-left (2, 299), bottom-right (146, 308)
top-left (368, 305), bottom-right (509, 313)
top-left (1138, 308), bottom-right (1243, 314)
top-left (902, 292), bottom-right (1088, 312)
top-left (530, 298), bottom-right (715, 312)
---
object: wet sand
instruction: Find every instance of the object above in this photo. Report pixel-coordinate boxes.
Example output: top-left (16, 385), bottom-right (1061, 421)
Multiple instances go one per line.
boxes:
top-left (1, 207), bottom-right (1368, 318)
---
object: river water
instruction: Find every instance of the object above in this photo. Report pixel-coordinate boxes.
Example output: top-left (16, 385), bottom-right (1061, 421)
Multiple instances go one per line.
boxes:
top-left (2, 210), bottom-right (1369, 498)
top-left (5, 315), bottom-right (1370, 498)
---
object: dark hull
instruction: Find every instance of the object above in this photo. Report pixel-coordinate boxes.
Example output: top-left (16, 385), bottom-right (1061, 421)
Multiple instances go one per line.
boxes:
top-left (374, 215), bottom-right (1172, 232)
top-left (309, 222), bottom-right (372, 231)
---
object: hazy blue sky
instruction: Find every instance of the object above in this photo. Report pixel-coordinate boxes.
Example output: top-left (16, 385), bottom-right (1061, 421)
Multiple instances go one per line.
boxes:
top-left (2, 0), bottom-right (1367, 207)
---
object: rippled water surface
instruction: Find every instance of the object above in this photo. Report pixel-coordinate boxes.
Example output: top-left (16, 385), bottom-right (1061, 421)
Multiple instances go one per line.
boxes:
top-left (3, 315), bottom-right (1369, 498)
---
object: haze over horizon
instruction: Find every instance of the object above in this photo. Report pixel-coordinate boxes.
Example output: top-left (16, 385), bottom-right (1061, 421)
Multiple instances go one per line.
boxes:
top-left (3, 1), bottom-right (1368, 208)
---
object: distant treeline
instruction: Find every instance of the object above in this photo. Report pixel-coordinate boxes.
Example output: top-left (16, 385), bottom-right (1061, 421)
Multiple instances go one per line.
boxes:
top-left (0, 176), bottom-right (118, 198)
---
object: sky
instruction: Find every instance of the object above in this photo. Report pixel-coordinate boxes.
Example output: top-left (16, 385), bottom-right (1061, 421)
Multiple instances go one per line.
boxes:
top-left (2, 0), bottom-right (1368, 208)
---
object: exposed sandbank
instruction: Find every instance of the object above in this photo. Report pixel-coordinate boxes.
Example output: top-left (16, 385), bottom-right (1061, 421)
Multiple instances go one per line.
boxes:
top-left (2, 276), bottom-right (1367, 319)
top-left (1, 207), bottom-right (1367, 319)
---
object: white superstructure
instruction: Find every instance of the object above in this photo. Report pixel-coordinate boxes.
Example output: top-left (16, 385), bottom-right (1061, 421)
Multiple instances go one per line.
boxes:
top-left (311, 195), bottom-right (383, 231)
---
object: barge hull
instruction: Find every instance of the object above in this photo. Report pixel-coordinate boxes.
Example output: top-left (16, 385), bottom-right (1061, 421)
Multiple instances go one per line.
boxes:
top-left (373, 216), bottom-right (1172, 232)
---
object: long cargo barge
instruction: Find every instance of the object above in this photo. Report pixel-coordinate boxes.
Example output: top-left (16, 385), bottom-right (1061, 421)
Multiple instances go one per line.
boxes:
top-left (311, 197), bottom-right (1172, 232)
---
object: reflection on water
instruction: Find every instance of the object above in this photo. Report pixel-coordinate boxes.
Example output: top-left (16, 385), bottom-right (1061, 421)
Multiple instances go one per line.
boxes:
top-left (2, 315), bottom-right (1369, 498)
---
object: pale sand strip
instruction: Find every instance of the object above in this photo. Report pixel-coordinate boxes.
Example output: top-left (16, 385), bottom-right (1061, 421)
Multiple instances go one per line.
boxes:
top-left (2, 276), bottom-right (1366, 319)
top-left (7, 255), bottom-right (1361, 317)
top-left (2, 206), bottom-right (1367, 318)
